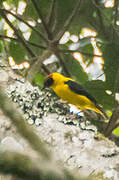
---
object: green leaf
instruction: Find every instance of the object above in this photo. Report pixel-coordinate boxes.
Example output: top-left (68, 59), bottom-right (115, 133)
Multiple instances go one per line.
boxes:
top-left (3, 0), bottom-right (19, 7)
top-left (101, 42), bottom-right (119, 93)
top-left (33, 73), bottom-right (44, 88)
top-left (84, 80), bottom-right (116, 110)
top-left (54, 0), bottom-right (77, 34)
top-left (63, 53), bottom-right (88, 83)
top-left (24, 0), bottom-right (51, 20)
top-left (23, 0), bottom-right (38, 19)
top-left (68, 0), bottom-right (96, 34)
top-left (29, 30), bottom-right (44, 55)
top-left (113, 126), bottom-right (119, 137)
top-left (9, 41), bottom-right (27, 63)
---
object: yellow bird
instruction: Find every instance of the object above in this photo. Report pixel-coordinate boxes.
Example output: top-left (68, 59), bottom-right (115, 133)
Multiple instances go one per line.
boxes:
top-left (43, 72), bottom-right (106, 118)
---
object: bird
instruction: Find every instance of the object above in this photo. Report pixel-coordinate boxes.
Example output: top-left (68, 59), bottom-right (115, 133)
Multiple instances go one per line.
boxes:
top-left (43, 72), bottom-right (106, 118)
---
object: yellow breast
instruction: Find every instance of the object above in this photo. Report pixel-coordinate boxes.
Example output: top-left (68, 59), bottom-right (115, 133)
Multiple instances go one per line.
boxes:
top-left (51, 82), bottom-right (94, 110)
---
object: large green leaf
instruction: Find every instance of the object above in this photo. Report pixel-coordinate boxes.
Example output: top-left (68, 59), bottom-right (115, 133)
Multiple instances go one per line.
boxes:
top-left (53, 0), bottom-right (77, 35)
top-left (84, 80), bottom-right (115, 110)
top-left (68, 0), bottom-right (96, 34)
top-left (33, 73), bottom-right (44, 88)
top-left (9, 41), bottom-right (27, 63)
top-left (101, 42), bottom-right (119, 93)
top-left (23, 0), bottom-right (38, 19)
top-left (63, 53), bottom-right (88, 83)
top-left (24, 0), bottom-right (51, 20)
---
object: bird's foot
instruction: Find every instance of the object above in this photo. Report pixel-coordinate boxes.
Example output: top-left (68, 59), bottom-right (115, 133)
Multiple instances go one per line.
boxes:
top-left (66, 111), bottom-right (83, 120)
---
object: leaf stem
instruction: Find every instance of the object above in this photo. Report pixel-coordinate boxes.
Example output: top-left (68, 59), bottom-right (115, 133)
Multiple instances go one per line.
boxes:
top-left (0, 34), bottom-right (47, 50)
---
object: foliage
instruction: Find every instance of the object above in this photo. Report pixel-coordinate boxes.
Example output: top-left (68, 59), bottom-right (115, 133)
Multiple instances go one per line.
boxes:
top-left (0, 0), bottom-right (119, 178)
top-left (0, 1), bottom-right (119, 136)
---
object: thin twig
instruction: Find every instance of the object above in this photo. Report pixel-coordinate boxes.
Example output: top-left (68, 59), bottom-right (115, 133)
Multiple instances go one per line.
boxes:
top-left (54, 50), bottom-right (71, 77)
top-left (31, 0), bottom-right (52, 39)
top-left (47, 0), bottom-right (56, 26)
top-left (92, 0), bottom-right (117, 39)
top-left (58, 48), bottom-right (102, 58)
top-left (1, 8), bottom-right (48, 43)
top-left (54, 0), bottom-right (82, 43)
top-left (96, 73), bottom-right (105, 79)
top-left (0, 34), bottom-right (50, 74)
top-left (26, 51), bottom-right (52, 82)
top-left (0, 10), bottom-right (36, 57)
top-left (91, 0), bottom-right (108, 39)
top-left (0, 34), bottom-right (47, 49)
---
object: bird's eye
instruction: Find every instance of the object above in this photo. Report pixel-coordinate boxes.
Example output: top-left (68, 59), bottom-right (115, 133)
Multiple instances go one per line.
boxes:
top-left (44, 77), bottom-right (54, 87)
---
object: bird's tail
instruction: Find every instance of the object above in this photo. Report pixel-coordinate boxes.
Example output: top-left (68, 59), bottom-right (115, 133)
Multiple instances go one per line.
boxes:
top-left (86, 105), bottom-right (108, 119)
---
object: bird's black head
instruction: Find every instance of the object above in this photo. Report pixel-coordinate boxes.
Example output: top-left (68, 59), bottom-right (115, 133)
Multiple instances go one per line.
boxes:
top-left (43, 74), bottom-right (54, 88)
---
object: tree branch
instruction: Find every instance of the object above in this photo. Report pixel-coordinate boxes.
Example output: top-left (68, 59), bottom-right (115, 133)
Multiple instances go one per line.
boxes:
top-left (31, 0), bottom-right (52, 40)
top-left (0, 34), bottom-right (47, 50)
top-left (0, 34), bottom-right (50, 74)
top-left (0, 10), bottom-right (36, 58)
top-left (54, 50), bottom-right (71, 77)
top-left (91, 0), bottom-right (118, 40)
top-left (0, 86), bottom-right (50, 159)
top-left (104, 105), bottom-right (119, 137)
top-left (26, 51), bottom-right (51, 82)
top-left (0, 151), bottom-right (77, 180)
top-left (47, 0), bottom-right (56, 26)
top-left (54, 0), bottom-right (82, 43)
top-left (1, 8), bottom-right (48, 43)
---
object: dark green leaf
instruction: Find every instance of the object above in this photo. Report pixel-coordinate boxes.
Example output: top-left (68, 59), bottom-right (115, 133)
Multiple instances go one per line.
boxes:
top-left (9, 41), bottom-right (27, 63)
top-left (101, 43), bottom-right (119, 93)
top-left (84, 80), bottom-right (116, 110)
top-left (29, 30), bottom-right (44, 55)
top-left (63, 53), bottom-right (88, 83)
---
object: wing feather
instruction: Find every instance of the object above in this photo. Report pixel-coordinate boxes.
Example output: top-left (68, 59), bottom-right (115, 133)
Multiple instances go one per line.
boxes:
top-left (65, 80), bottom-right (97, 104)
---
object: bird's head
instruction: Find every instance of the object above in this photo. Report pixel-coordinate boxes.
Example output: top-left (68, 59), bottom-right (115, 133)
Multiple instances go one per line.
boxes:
top-left (43, 72), bottom-right (65, 89)
top-left (43, 74), bottom-right (54, 88)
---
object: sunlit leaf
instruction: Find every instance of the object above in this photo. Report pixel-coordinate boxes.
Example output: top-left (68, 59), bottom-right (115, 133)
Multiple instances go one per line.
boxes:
top-left (33, 73), bottom-right (44, 88)
top-left (113, 126), bottom-right (119, 137)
